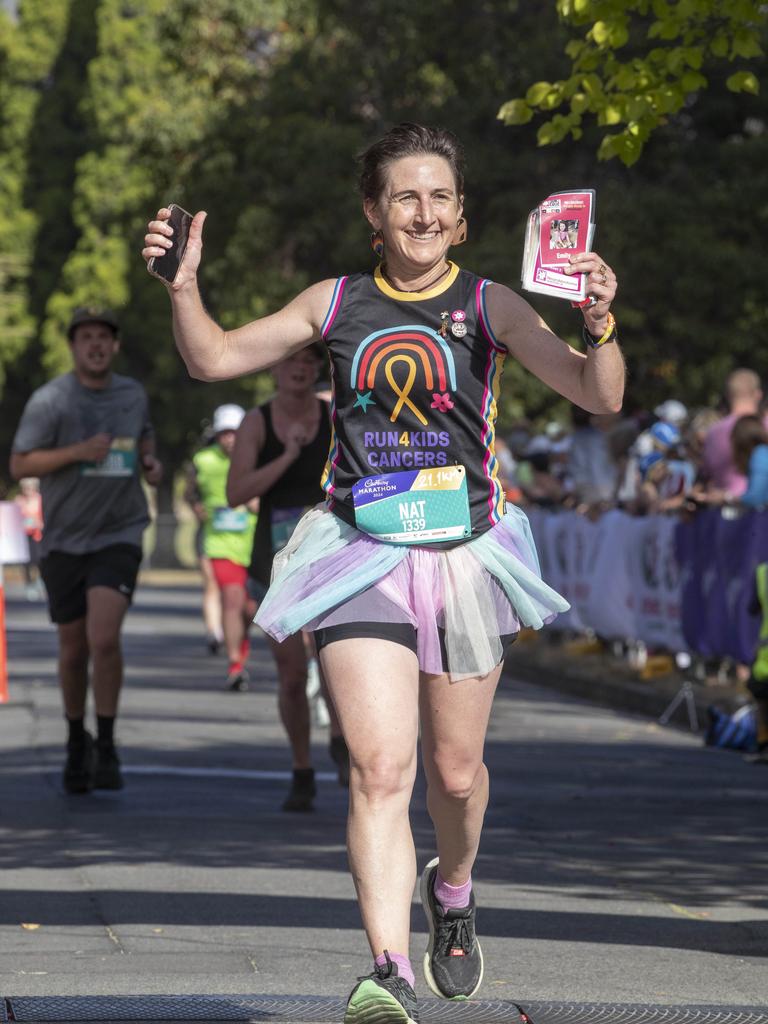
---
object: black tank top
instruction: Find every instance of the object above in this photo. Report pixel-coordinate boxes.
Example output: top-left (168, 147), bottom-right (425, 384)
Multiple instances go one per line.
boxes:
top-left (320, 263), bottom-right (508, 539)
top-left (248, 399), bottom-right (332, 585)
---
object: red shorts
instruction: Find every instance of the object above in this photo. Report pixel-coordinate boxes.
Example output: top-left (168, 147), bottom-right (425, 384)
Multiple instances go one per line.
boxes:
top-left (210, 558), bottom-right (248, 589)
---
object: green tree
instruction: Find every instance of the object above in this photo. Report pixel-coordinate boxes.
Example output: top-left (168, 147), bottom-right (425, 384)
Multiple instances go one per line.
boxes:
top-left (499, 0), bottom-right (766, 165)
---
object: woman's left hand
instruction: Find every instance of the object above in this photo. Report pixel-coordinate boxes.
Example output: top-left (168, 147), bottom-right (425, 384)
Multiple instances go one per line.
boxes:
top-left (564, 251), bottom-right (617, 334)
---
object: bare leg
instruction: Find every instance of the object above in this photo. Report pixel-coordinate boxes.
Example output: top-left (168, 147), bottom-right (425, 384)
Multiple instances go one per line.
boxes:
top-left (269, 633), bottom-right (312, 769)
top-left (319, 638), bottom-right (420, 957)
top-left (86, 586), bottom-right (130, 717)
top-left (419, 665), bottom-right (502, 885)
top-left (200, 556), bottom-right (223, 642)
top-left (221, 582), bottom-right (247, 664)
top-left (303, 631), bottom-right (343, 737)
top-left (58, 618), bottom-right (89, 718)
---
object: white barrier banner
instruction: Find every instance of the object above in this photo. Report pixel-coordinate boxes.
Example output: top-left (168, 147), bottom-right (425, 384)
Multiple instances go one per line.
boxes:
top-left (582, 509), bottom-right (636, 640)
top-left (526, 508), bottom-right (685, 651)
top-left (623, 514), bottom-right (685, 651)
top-left (0, 502), bottom-right (30, 565)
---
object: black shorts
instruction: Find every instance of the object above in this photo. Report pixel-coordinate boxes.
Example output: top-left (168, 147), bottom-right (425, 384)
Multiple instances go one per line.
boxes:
top-left (40, 544), bottom-right (142, 624)
top-left (314, 621), bottom-right (518, 675)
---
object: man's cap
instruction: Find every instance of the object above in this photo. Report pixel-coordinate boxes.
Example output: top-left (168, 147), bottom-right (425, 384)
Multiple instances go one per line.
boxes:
top-left (67, 306), bottom-right (120, 339)
top-left (212, 404), bottom-right (246, 434)
top-left (649, 421), bottom-right (681, 448)
top-left (524, 435), bottom-right (552, 457)
top-left (653, 399), bottom-right (688, 426)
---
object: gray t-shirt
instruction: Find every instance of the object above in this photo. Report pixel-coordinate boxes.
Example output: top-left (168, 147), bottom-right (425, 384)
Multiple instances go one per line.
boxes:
top-left (12, 372), bottom-right (154, 556)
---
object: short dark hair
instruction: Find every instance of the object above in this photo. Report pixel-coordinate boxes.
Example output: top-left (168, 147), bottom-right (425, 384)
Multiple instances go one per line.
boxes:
top-left (358, 122), bottom-right (465, 204)
top-left (731, 414), bottom-right (768, 475)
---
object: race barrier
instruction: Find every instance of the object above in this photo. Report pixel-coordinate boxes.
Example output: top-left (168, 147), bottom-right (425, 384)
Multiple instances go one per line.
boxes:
top-left (526, 505), bottom-right (768, 662)
top-left (0, 501), bottom-right (31, 704)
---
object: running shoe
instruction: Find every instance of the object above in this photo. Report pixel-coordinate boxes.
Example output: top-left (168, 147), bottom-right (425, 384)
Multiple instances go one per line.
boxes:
top-left (207, 635), bottom-right (221, 655)
top-left (344, 952), bottom-right (420, 1024)
top-left (744, 746), bottom-right (768, 765)
top-left (226, 663), bottom-right (249, 692)
top-left (330, 734), bottom-right (351, 788)
top-left (282, 768), bottom-right (316, 812)
top-left (63, 731), bottom-right (94, 794)
top-left (420, 857), bottom-right (483, 1000)
top-left (93, 740), bottom-right (124, 790)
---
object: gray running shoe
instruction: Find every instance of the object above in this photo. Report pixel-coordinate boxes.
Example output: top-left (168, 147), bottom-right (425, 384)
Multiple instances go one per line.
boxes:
top-left (344, 952), bottom-right (419, 1024)
top-left (420, 857), bottom-right (483, 1000)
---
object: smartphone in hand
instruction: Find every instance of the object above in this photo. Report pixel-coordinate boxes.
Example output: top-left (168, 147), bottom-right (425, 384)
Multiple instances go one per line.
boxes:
top-left (147, 203), bottom-right (192, 284)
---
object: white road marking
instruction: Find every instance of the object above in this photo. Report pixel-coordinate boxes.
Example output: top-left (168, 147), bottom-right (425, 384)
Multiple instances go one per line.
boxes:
top-left (122, 764), bottom-right (337, 782)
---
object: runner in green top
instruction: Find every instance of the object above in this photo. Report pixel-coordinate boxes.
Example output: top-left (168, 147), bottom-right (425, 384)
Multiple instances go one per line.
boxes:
top-left (188, 405), bottom-right (257, 691)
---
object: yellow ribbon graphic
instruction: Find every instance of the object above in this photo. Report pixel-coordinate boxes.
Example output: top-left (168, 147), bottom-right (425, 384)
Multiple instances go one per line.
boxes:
top-left (384, 355), bottom-right (427, 425)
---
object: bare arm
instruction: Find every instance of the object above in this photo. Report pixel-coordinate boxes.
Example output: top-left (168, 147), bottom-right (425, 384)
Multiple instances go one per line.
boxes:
top-left (226, 408), bottom-right (306, 507)
top-left (139, 435), bottom-right (163, 486)
top-left (142, 208), bottom-right (335, 381)
top-left (10, 435), bottom-right (112, 480)
top-left (487, 252), bottom-right (625, 415)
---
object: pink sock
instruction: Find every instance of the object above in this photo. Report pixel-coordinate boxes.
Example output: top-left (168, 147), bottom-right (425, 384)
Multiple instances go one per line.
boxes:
top-left (434, 870), bottom-right (472, 909)
top-left (375, 951), bottom-right (415, 989)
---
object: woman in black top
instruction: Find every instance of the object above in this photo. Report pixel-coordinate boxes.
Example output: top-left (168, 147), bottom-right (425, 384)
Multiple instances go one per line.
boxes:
top-left (227, 344), bottom-right (347, 812)
top-left (144, 122), bottom-right (623, 1024)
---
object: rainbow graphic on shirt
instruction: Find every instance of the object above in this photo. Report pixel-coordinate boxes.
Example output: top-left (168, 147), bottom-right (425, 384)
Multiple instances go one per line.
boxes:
top-left (349, 326), bottom-right (458, 427)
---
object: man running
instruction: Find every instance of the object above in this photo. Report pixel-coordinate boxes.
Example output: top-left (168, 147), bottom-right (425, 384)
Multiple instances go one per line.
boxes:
top-left (10, 307), bottom-right (162, 793)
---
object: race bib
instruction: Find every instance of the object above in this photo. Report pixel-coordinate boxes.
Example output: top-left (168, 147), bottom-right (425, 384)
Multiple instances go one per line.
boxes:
top-left (352, 466), bottom-right (471, 544)
top-left (270, 506), bottom-right (307, 553)
top-left (212, 506), bottom-right (249, 532)
top-left (81, 437), bottom-right (137, 478)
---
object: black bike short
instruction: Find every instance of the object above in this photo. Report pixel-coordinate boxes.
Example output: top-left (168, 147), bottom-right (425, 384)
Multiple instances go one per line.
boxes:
top-left (40, 544), bottom-right (142, 624)
top-left (314, 621), bottom-right (518, 675)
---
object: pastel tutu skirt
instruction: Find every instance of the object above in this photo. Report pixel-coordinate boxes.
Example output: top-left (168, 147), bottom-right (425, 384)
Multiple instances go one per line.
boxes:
top-left (254, 504), bottom-right (568, 680)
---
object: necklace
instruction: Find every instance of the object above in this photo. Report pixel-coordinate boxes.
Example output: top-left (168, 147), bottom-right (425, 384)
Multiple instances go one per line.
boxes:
top-left (381, 262), bottom-right (451, 294)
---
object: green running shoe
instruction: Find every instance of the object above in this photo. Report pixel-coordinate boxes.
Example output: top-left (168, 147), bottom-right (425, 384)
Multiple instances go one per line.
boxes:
top-left (344, 952), bottom-right (419, 1024)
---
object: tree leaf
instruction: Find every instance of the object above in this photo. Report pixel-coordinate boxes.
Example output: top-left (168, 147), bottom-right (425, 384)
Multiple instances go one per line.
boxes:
top-left (497, 98), bottom-right (534, 124)
top-left (726, 70), bottom-right (760, 94)
top-left (526, 80), bottom-right (553, 106)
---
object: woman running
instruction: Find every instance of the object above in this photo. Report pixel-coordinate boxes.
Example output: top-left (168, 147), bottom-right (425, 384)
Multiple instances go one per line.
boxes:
top-left (143, 122), bottom-right (623, 1024)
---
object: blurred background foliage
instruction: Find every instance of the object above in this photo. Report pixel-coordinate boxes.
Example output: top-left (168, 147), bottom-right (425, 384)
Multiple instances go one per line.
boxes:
top-left (0, 0), bottom-right (766, 504)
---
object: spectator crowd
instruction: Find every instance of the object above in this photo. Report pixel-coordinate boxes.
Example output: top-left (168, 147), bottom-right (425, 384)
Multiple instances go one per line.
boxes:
top-left (497, 368), bottom-right (768, 518)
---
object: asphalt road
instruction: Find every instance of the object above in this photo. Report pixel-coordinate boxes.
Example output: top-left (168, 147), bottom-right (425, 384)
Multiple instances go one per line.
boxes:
top-left (1, 576), bottom-right (767, 1011)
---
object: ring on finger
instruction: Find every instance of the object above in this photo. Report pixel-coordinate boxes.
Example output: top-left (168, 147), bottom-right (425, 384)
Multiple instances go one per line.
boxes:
top-left (600, 273), bottom-right (607, 285)
top-left (598, 263), bottom-right (606, 274)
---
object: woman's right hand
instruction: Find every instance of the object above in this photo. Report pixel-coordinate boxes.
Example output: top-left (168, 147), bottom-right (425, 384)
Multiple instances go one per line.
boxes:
top-left (142, 207), bottom-right (207, 291)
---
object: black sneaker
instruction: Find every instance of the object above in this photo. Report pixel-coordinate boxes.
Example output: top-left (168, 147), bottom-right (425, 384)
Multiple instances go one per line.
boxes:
top-left (282, 768), bottom-right (316, 812)
top-left (420, 857), bottom-right (483, 1000)
top-left (63, 732), bottom-right (94, 793)
top-left (226, 667), bottom-right (249, 692)
top-left (344, 952), bottom-right (419, 1024)
top-left (744, 746), bottom-right (768, 765)
top-left (330, 735), bottom-right (350, 788)
top-left (93, 741), bottom-right (124, 790)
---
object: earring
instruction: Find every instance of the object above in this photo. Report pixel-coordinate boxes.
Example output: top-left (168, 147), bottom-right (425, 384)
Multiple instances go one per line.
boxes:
top-left (451, 218), bottom-right (467, 246)
top-left (370, 230), bottom-right (384, 259)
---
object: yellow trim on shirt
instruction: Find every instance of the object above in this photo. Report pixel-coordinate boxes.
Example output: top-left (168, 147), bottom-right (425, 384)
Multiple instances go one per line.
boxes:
top-left (373, 261), bottom-right (460, 301)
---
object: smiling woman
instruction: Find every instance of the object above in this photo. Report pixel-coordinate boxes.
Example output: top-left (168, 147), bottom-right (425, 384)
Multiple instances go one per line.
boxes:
top-left (142, 121), bottom-right (624, 1024)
